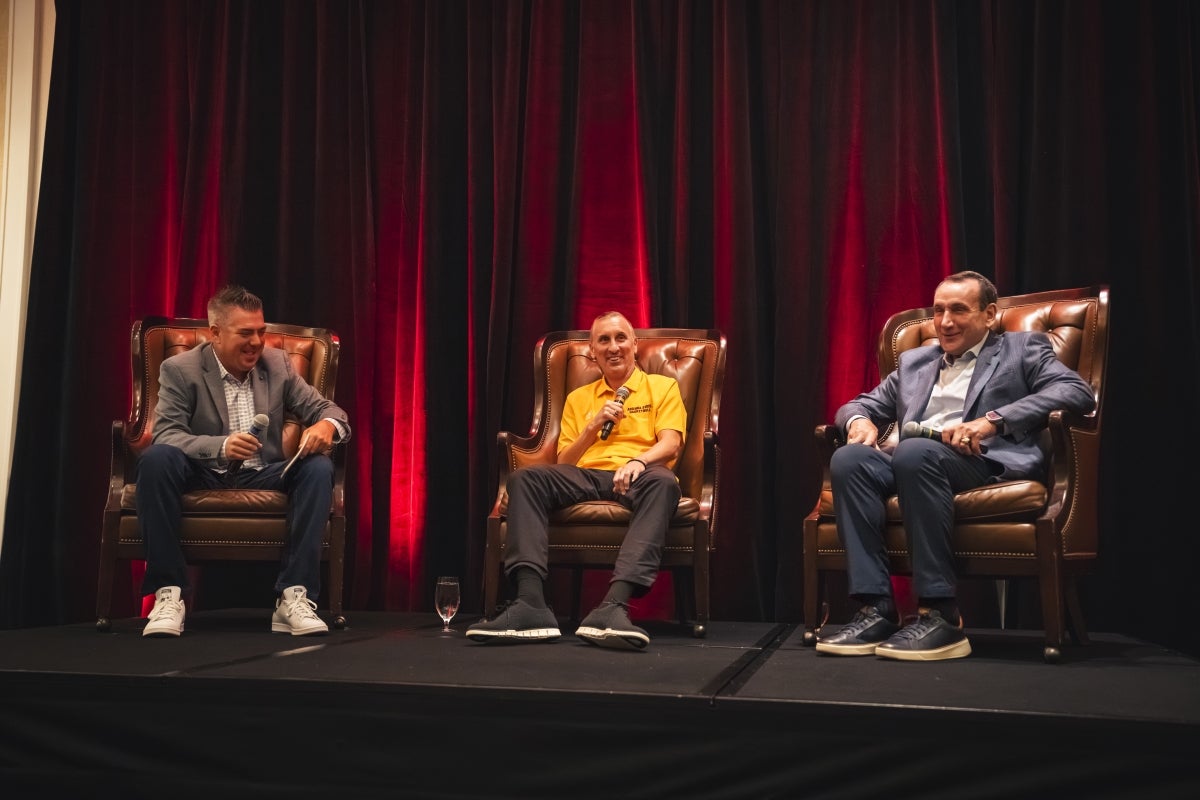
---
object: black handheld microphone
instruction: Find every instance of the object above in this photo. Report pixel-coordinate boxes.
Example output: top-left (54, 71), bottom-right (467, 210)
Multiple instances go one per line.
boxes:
top-left (600, 386), bottom-right (631, 440)
top-left (228, 413), bottom-right (270, 473)
top-left (901, 420), bottom-right (987, 452)
top-left (901, 421), bottom-right (941, 441)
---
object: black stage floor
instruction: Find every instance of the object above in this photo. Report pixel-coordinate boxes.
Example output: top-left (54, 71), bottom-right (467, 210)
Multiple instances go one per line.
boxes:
top-left (2, 609), bottom-right (1198, 798)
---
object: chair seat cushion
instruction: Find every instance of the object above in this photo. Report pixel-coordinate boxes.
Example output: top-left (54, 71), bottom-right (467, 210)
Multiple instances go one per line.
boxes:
top-left (497, 496), bottom-right (700, 524)
top-left (121, 484), bottom-right (289, 514)
top-left (817, 479), bottom-right (1048, 522)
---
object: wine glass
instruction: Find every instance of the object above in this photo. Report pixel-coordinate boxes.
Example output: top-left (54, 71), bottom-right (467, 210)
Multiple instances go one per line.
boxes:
top-left (434, 576), bottom-right (461, 633)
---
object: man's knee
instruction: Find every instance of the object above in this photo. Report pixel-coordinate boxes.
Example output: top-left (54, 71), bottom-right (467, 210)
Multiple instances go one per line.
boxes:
top-left (291, 453), bottom-right (335, 486)
top-left (637, 468), bottom-right (682, 502)
top-left (507, 463), bottom-right (559, 497)
top-left (892, 438), bottom-right (944, 477)
top-left (831, 443), bottom-right (874, 481)
top-left (137, 444), bottom-right (188, 485)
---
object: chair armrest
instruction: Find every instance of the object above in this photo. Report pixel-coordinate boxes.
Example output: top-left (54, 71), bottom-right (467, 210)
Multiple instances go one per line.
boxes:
top-left (807, 424), bottom-right (842, 519)
top-left (490, 430), bottom-right (550, 517)
top-left (106, 421), bottom-right (130, 513)
top-left (698, 430), bottom-right (720, 521)
top-left (1044, 408), bottom-right (1098, 522)
top-left (813, 423), bottom-right (842, 460)
top-left (330, 441), bottom-right (347, 516)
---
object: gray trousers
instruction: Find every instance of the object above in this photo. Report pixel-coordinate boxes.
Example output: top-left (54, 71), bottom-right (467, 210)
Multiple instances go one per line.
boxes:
top-left (503, 462), bottom-right (681, 590)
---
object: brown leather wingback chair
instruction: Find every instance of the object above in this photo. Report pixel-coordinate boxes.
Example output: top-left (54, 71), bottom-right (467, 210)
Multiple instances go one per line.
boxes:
top-left (95, 317), bottom-right (347, 631)
top-left (802, 285), bottom-right (1109, 662)
top-left (483, 328), bottom-right (726, 637)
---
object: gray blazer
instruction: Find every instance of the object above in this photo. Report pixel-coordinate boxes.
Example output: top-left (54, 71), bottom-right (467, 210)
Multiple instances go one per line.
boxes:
top-left (152, 342), bottom-right (351, 469)
top-left (834, 330), bottom-right (1094, 481)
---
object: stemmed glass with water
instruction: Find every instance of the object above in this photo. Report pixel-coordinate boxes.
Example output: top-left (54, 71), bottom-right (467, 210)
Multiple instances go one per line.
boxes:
top-left (434, 576), bottom-right (461, 633)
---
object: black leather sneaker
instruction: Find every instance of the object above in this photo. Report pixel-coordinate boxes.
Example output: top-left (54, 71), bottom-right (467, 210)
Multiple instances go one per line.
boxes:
top-left (814, 605), bottom-right (900, 655)
top-left (465, 599), bottom-right (561, 643)
top-left (875, 609), bottom-right (972, 661)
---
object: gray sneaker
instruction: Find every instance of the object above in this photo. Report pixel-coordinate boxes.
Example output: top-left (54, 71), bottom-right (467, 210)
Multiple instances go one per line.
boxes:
top-left (875, 609), bottom-right (971, 661)
top-left (466, 599), bottom-right (561, 643)
top-left (575, 600), bottom-right (649, 650)
top-left (814, 605), bottom-right (899, 655)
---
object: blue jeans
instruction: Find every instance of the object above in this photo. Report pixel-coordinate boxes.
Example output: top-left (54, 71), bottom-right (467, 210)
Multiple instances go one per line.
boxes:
top-left (135, 444), bottom-right (335, 599)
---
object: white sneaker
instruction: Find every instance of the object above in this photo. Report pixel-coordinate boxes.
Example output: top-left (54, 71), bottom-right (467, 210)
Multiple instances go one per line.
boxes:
top-left (143, 586), bottom-right (185, 637)
top-left (271, 585), bottom-right (329, 636)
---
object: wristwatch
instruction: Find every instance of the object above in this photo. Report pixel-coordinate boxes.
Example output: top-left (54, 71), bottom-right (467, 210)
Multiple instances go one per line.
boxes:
top-left (985, 410), bottom-right (1005, 433)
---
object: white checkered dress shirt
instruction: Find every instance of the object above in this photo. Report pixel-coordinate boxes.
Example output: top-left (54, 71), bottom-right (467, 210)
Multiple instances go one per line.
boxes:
top-left (219, 363), bottom-right (264, 472)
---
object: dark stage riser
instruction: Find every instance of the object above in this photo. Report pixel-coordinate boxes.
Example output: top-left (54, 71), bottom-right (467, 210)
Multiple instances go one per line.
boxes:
top-left (1, 611), bottom-right (1197, 798)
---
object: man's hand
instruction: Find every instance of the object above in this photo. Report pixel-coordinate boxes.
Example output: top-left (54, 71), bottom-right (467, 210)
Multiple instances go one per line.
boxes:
top-left (846, 418), bottom-right (878, 447)
top-left (594, 397), bottom-right (628, 436)
top-left (298, 419), bottom-right (337, 457)
top-left (948, 418), bottom-right (999, 455)
top-left (225, 431), bottom-right (263, 461)
top-left (612, 458), bottom-right (646, 496)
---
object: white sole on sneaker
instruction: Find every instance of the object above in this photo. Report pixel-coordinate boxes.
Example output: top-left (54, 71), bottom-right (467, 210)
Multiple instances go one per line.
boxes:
top-left (875, 637), bottom-right (972, 661)
top-left (142, 624), bottom-right (183, 638)
top-left (465, 627), bottom-right (561, 643)
top-left (575, 626), bottom-right (649, 650)
top-left (814, 640), bottom-right (880, 656)
top-left (271, 622), bottom-right (329, 636)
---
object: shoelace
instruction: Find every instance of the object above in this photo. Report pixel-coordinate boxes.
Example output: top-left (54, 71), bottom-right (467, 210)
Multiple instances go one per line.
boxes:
top-left (890, 614), bottom-right (942, 641)
top-left (484, 599), bottom-right (555, 621)
top-left (149, 597), bottom-right (183, 620)
top-left (839, 608), bottom-right (878, 635)
top-left (283, 594), bottom-right (320, 620)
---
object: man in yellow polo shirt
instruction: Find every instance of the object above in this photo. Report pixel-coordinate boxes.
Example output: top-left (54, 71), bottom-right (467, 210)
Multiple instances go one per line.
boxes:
top-left (467, 311), bottom-right (687, 650)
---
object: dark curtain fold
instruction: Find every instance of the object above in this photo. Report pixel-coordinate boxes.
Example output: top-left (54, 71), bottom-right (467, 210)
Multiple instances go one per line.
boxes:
top-left (3, 0), bottom-right (1199, 656)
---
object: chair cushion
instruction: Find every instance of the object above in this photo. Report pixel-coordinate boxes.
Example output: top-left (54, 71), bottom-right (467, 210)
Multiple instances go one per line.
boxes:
top-left (497, 495), bottom-right (700, 524)
top-left (121, 484), bottom-right (289, 514)
top-left (817, 479), bottom-right (1048, 522)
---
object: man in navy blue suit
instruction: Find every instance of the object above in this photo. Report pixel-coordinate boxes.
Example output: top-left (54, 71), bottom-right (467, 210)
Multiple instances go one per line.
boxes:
top-left (816, 271), bottom-right (1094, 661)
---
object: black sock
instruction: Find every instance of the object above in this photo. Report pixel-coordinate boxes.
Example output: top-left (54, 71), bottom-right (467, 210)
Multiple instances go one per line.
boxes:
top-left (514, 568), bottom-right (547, 609)
top-left (854, 593), bottom-right (896, 622)
top-left (920, 597), bottom-right (960, 625)
top-left (602, 580), bottom-right (637, 605)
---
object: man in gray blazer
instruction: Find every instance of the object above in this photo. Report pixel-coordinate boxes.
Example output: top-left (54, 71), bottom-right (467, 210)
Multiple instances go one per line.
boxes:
top-left (138, 285), bottom-right (351, 638)
top-left (816, 271), bottom-right (1094, 661)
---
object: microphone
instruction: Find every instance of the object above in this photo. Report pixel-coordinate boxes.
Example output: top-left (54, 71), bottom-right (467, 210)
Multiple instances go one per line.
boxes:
top-left (228, 413), bottom-right (270, 473)
top-left (901, 420), bottom-right (987, 452)
top-left (901, 421), bottom-right (942, 442)
top-left (600, 386), bottom-right (631, 440)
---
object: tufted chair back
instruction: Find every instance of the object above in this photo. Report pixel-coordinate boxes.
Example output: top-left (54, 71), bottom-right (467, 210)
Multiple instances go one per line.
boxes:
top-left (484, 328), bottom-right (726, 637)
top-left (802, 286), bottom-right (1110, 662)
top-left (95, 317), bottom-right (347, 630)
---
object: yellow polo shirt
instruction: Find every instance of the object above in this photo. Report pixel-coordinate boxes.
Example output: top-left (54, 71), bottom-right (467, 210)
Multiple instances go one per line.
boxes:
top-left (559, 368), bottom-right (687, 471)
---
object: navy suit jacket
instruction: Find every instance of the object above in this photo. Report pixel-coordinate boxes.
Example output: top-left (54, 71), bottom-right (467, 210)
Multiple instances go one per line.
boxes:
top-left (152, 342), bottom-right (351, 469)
top-left (834, 330), bottom-right (1094, 481)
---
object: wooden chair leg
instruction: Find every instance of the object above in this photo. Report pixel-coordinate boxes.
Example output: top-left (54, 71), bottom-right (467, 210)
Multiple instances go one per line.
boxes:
top-left (1036, 524), bottom-right (1067, 663)
top-left (95, 514), bottom-right (119, 632)
top-left (327, 519), bottom-right (346, 629)
top-left (482, 518), bottom-right (503, 617)
top-left (690, 522), bottom-right (710, 638)
top-left (801, 519), bottom-right (821, 645)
